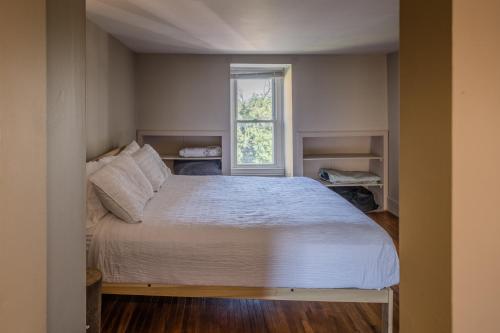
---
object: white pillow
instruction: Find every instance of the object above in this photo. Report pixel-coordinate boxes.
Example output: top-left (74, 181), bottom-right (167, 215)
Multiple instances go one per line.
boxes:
top-left (146, 144), bottom-right (171, 178)
top-left (120, 140), bottom-right (140, 155)
top-left (86, 161), bottom-right (108, 229)
top-left (132, 145), bottom-right (168, 191)
top-left (89, 155), bottom-right (154, 223)
top-left (99, 155), bottom-right (116, 165)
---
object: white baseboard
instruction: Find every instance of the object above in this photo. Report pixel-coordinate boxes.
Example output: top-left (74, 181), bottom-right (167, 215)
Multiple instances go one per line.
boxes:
top-left (387, 196), bottom-right (399, 216)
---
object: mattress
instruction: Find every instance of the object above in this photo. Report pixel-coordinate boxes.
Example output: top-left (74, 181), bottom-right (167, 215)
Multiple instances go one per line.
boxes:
top-left (88, 175), bottom-right (399, 289)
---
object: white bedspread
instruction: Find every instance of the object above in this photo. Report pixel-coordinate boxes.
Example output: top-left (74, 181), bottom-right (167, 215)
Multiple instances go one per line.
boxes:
top-left (88, 176), bottom-right (399, 289)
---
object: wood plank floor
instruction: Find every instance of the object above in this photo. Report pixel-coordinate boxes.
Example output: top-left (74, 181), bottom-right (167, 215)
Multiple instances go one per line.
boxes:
top-left (101, 212), bottom-right (399, 333)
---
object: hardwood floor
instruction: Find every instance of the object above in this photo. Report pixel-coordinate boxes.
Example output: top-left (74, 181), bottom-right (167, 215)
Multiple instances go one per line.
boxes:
top-left (101, 212), bottom-right (399, 333)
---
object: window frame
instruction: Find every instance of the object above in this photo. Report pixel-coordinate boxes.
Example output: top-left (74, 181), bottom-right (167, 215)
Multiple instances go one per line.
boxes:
top-left (230, 75), bottom-right (285, 176)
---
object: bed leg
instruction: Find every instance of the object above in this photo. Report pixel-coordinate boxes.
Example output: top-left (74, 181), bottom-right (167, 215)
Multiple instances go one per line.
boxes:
top-left (381, 288), bottom-right (393, 333)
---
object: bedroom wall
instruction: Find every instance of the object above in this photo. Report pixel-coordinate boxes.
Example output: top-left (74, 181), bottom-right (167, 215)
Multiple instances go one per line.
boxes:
top-left (86, 20), bottom-right (136, 160)
top-left (452, 0), bottom-right (500, 331)
top-left (136, 54), bottom-right (229, 131)
top-left (0, 1), bottom-right (47, 331)
top-left (400, 0), bottom-right (452, 332)
top-left (387, 52), bottom-right (400, 215)
top-left (135, 54), bottom-right (388, 175)
top-left (47, 0), bottom-right (87, 332)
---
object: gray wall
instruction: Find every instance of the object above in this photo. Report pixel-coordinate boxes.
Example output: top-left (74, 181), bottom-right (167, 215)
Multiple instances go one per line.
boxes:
top-left (47, 0), bottom-right (86, 331)
top-left (135, 54), bottom-right (388, 175)
top-left (136, 55), bottom-right (229, 132)
top-left (86, 20), bottom-right (136, 160)
top-left (136, 54), bottom-right (388, 132)
top-left (387, 52), bottom-right (400, 215)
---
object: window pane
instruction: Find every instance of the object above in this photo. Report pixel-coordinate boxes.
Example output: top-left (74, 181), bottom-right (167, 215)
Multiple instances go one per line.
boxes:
top-left (237, 122), bottom-right (274, 165)
top-left (237, 79), bottom-right (273, 120)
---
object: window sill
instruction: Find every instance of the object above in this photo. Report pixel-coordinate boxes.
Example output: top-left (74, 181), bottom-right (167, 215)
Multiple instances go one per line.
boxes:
top-left (231, 168), bottom-right (285, 177)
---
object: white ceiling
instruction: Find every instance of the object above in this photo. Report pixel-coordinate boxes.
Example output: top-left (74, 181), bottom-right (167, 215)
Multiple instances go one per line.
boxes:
top-left (86, 0), bottom-right (399, 54)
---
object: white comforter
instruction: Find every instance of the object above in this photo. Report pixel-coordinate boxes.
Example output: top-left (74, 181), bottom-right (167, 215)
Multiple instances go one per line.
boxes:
top-left (88, 176), bottom-right (399, 289)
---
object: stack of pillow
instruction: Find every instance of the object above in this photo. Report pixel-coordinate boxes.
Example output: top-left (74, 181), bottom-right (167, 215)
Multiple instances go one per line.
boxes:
top-left (86, 141), bottom-right (170, 232)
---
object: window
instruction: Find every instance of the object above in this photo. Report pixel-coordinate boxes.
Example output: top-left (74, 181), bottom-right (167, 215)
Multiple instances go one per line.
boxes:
top-left (230, 66), bottom-right (285, 175)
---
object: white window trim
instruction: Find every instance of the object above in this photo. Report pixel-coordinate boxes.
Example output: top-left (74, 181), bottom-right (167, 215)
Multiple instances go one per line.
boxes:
top-left (230, 76), bottom-right (285, 176)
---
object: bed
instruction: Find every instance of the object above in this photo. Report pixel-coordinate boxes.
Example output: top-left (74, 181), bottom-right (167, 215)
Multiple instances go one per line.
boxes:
top-left (87, 149), bottom-right (399, 333)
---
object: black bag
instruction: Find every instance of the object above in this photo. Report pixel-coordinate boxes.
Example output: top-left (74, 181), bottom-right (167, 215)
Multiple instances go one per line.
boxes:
top-left (331, 186), bottom-right (379, 212)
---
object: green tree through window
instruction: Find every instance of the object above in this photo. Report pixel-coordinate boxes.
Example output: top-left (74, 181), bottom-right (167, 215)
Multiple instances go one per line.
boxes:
top-left (236, 79), bottom-right (274, 164)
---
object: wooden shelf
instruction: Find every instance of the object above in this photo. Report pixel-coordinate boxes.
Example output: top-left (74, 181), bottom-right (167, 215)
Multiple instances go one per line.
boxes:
top-left (316, 178), bottom-right (383, 188)
top-left (303, 153), bottom-right (382, 161)
top-left (161, 155), bottom-right (222, 161)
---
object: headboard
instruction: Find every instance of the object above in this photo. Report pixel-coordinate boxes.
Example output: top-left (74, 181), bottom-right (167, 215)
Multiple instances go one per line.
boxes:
top-left (89, 147), bottom-right (122, 162)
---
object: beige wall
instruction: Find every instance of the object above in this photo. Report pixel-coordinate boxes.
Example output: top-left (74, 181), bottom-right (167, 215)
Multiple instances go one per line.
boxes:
top-left (47, 0), bottom-right (86, 331)
top-left (86, 20), bottom-right (136, 160)
top-left (401, 1), bottom-right (500, 331)
top-left (387, 52), bottom-right (399, 215)
top-left (400, 0), bottom-right (452, 332)
top-left (452, 0), bottom-right (500, 331)
top-left (0, 2), bottom-right (47, 332)
top-left (136, 54), bottom-right (388, 175)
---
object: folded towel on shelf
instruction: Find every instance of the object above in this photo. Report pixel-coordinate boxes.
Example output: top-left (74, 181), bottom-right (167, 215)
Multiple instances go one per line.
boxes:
top-left (319, 168), bottom-right (381, 184)
top-left (179, 146), bottom-right (222, 158)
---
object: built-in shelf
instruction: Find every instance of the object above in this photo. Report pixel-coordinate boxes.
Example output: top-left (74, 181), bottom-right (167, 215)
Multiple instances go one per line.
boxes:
top-left (303, 153), bottom-right (382, 161)
top-left (137, 130), bottom-right (229, 175)
top-left (316, 178), bottom-right (383, 188)
top-left (299, 130), bottom-right (388, 210)
top-left (161, 155), bottom-right (222, 161)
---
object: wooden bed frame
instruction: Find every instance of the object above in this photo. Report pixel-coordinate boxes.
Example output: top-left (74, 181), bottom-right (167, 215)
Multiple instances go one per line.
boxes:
top-left (102, 284), bottom-right (394, 333)
top-left (91, 147), bottom-right (395, 333)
